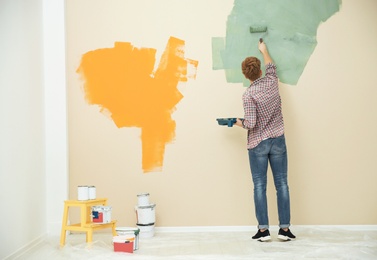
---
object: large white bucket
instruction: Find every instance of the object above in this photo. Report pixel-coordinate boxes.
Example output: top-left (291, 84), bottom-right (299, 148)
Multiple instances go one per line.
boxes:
top-left (135, 204), bottom-right (156, 225)
top-left (137, 223), bottom-right (155, 238)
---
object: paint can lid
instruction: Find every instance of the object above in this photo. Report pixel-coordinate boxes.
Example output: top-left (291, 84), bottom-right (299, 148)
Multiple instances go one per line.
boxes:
top-left (137, 193), bottom-right (150, 197)
top-left (136, 203), bottom-right (156, 209)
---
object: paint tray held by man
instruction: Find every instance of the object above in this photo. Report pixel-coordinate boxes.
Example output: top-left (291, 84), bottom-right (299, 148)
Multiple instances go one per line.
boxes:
top-left (216, 118), bottom-right (242, 127)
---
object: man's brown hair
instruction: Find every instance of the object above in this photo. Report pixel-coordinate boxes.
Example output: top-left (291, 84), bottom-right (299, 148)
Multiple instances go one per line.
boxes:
top-left (241, 57), bottom-right (261, 81)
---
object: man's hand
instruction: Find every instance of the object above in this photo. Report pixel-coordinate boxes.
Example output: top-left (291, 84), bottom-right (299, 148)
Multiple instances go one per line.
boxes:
top-left (258, 41), bottom-right (268, 54)
top-left (258, 41), bottom-right (273, 65)
top-left (234, 118), bottom-right (244, 127)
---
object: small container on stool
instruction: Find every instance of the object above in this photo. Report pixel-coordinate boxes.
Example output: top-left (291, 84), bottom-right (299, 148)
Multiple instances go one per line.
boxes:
top-left (92, 206), bottom-right (112, 223)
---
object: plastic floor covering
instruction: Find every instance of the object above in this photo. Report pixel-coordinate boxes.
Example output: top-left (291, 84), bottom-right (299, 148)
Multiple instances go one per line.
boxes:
top-left (15, 226), bottom-right (377, 260)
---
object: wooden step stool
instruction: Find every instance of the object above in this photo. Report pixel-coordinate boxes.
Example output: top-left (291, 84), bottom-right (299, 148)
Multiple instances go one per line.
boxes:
top-left (60, 198), bottom-right (117, 246)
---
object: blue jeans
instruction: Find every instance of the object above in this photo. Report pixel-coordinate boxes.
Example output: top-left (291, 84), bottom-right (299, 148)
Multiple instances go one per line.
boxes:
top-left (248, 135), bottom-right (291, 230)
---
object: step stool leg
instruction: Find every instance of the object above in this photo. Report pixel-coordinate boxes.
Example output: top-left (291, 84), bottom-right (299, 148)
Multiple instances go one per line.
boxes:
top-left (112, 222), bottom-right (117, 236)
top-left (87, 229), bottom-right (93, 243)
top-left (60, 204), bottom-right (69, 246)
top-left (60, 229), bottom-right (67, 246)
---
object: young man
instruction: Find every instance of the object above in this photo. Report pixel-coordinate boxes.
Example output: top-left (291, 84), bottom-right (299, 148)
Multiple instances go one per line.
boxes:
top-left (234, 40), bottom-right (295, 242)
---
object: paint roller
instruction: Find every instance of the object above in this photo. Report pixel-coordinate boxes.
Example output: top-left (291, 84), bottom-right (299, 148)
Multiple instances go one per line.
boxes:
top-left (249, 26), bottom-right (267, 43)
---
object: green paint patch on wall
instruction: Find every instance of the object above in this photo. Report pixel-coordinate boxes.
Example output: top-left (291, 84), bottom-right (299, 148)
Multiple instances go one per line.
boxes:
top-left (212, 0), bottom-right (342, 85)
top-left (77, 37), bottom-right (198, 173)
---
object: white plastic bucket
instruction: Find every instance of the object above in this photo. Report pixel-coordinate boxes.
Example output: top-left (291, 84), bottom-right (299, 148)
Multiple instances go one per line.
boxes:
top-left (137, 193), bottom-right (150, 206)
top-left (116, 227), bottom-right (140, 250)
top-left (78, 186), bottom-right (89, 200)
top-left (92, 206), bottom-right (112, 223)
top-left (137, 223), bottom-right (155, 238)
top-left (135, 204), bottom-right (156, 225)
top-left (88, 186), bottom-right (96, 200)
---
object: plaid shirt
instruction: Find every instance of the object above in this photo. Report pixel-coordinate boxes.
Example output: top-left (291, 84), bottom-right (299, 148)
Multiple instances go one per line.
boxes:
top-left (242, 63), bottom-right (284, 149)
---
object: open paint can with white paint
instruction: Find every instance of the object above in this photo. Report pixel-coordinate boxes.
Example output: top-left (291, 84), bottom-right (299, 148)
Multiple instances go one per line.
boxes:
top-left (77, 186), bottom-right (89, 200)
top-left (136, 223), bottom-right (155, 238)
top-left (135, 204), bottom-right (156, 225)
top-left (137, 193), bottom-right (150, 206)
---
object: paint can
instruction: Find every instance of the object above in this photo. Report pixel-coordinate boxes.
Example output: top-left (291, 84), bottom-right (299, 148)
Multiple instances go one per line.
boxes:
top-left (113, 235), bottom-right (134, 253)
top-left (77, 186), bottom-right (89, 201)
top-left (92, 206), bottom-right (112, 223)
top-left (116, 227), bottom-right (140, 250)
top-left (88, 186), bottom-right (96, 200)
top-left (137, 193), bottom-right (150, 206)
top-left (135, 204), bottom-right (156, 225)
top-left (136, 223), bottom-right (155, 238)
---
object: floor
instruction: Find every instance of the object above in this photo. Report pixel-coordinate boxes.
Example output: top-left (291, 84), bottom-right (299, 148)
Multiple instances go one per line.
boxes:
top-left (15, 226), bottom-right (377, 260)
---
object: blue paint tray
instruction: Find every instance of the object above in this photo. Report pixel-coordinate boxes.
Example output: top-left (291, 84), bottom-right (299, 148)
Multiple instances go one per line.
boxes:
top-left (216, 118), bottom-right (237, 127)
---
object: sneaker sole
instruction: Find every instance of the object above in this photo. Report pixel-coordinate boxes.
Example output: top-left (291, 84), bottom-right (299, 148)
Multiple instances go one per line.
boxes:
top-left (257, 235), bottom-right (271, 242)
top-left (278, 234), bottom-right (295, 241)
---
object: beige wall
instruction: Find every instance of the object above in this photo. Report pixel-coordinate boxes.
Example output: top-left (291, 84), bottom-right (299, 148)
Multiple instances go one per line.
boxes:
top-left (66, 0), bottom-right (377, 227)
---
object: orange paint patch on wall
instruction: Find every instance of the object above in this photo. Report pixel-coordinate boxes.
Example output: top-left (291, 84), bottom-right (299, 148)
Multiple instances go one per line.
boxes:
top-left (77, 37), bottom-right (198, 173)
